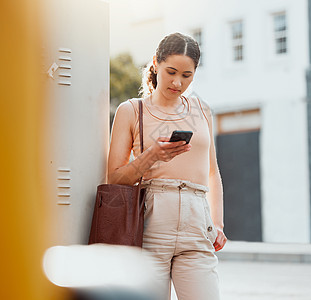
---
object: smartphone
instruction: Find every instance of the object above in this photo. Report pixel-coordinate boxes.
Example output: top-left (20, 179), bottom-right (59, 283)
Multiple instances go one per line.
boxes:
top-left (169, 130), bottom-right (193, 144)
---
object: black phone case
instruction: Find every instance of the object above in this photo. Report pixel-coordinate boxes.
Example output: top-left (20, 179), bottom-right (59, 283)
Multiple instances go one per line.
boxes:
top-left (169, 130), bottom-right (193, 144)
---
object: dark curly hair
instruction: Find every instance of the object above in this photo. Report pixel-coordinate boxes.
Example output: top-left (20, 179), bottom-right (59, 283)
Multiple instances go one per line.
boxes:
top-left (140, 32), bottom-right (201, 97)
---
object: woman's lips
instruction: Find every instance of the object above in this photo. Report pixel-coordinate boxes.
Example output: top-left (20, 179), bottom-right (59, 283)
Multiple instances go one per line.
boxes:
top-left (168, 88), bottom-right (180, 93)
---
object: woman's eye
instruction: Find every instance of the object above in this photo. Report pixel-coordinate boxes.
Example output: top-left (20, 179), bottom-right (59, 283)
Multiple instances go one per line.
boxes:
top-left (183, 74), bottom-right (191, 78)
top-left (167, 71), bottom-right (175, 75)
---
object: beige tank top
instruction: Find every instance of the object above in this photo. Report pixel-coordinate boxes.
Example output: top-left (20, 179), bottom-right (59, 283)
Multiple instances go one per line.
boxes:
top-left (128, 96), bottom-right (211, 187)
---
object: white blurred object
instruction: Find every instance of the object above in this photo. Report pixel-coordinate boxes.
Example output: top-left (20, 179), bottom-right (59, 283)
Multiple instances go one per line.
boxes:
top-left (43, 244), bottom-right (159, 291)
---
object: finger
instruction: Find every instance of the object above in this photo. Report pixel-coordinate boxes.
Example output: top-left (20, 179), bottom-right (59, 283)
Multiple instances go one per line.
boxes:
top-left (214, 241), bottom-right (223, 251)
top-left (169, 147), bottom-right (190, 158)
top-left (168, 144), bottom-right (191, 154)
top-left (214, 243), bottom-right (220, 251)
top-left (162, 143), bottom-right (187, 152)
top-left (166, 151), bottom-right (173, 160)
top-left (175, 144), bottom-right (191, 152)
top-left (214, 238), bottom-right (226, 251)
top-left (217, 244), bottom-right (224, 251)
top-left (165, 140), bottom-right (187, 148)
top-left (169, 140), bottom-right (187, 145)
top-left (157, 137), bottom-right (170, 142)
top-left (160, 144), bottom-right (190, 162)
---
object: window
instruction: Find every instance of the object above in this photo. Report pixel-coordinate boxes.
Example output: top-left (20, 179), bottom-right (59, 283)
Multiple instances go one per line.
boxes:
top-left (216, 109), bottom-right (261, 135)
top-left (231, 21), bottom-right (244, 61)
top-left (273, 13), bottom-right (287, 54)
top-left (192, 29), bottom-right (203, 66)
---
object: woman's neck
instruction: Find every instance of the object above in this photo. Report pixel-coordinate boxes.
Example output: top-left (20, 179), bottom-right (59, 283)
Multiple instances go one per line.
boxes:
top-left (151, 90), bottom-right (181, 108)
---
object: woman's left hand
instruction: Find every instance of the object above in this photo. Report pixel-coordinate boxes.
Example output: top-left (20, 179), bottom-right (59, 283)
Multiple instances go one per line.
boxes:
top-left (213, 228), bottom-right (227, 252)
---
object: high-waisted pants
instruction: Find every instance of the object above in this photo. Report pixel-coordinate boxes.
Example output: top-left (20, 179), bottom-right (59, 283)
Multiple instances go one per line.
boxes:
top-left (141, 178), bottom-right (220, 300)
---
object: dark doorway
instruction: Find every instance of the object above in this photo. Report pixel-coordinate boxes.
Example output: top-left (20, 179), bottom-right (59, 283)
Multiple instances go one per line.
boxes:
top-left (216, 130), bottom-right (262, 242)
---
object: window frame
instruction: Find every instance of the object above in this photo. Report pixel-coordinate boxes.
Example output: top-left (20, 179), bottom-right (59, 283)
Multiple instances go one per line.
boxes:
top-left (273, 12), bottom-right (288, 55)
top-left (192, 28), bottom-right (204, 67)
top-left (231, 20), bottom-right (244, 62)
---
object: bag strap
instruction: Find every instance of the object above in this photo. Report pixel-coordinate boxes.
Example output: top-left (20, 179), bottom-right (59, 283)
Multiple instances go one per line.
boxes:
top-left (138, 99), bottom-right (144, 185)
top-left (138, 99), bottom-right (144, 154)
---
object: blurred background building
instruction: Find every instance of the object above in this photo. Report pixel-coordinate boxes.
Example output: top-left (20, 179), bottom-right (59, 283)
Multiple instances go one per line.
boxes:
top-left (110, 0), bottom-right (311, 244)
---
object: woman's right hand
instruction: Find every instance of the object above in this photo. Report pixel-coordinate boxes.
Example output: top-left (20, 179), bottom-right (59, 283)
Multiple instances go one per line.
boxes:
top-left (149, 137), bottom-right (192, 162)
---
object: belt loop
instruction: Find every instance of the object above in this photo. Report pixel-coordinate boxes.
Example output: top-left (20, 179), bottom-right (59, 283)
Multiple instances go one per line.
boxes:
top-left (194, 189), bottom-right (205, 196)
top-left (178, 182), bottom-right (187, 189)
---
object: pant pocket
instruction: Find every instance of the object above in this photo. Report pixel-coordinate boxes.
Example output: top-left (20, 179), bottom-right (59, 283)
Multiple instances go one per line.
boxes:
top-left (202, 198), bottom-right (218, 244)
top-left (144, 189), bottom-right (154, 218)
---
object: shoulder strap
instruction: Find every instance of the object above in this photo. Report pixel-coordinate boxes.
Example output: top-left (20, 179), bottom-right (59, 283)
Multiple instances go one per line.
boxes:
top-left (138, 99), bottom-right (144, 154)
top-left (195, 96), bottom-right (211, 128)
top-left (138, 99), bottom-right (144, 184)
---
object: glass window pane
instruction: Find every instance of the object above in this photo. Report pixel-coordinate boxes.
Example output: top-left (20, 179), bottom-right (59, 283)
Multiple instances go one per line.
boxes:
top-left (274, 14), bottom-right (286, 32)
top-left (274, 13), bottom-right (287, 54)
top-left (231, 21), bottom-right (243, 61)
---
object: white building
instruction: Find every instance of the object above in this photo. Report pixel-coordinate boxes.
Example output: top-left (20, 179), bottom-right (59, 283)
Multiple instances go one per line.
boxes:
top-left (110, 0), bottom-right (310, 243)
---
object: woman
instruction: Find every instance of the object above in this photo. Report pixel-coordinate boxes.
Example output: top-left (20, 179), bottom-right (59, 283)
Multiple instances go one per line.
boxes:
top-left (108, 32), bottom-right (227, 300)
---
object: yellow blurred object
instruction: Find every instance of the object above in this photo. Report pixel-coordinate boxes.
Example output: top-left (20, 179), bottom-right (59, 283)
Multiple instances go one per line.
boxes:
top-left (0, 1), bottom-right (69, 299)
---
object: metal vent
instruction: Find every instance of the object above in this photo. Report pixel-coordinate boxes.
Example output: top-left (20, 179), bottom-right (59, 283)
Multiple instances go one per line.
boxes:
top-left (57, 167), bottom-right (72, 205)
top-left (58, 48), bottom-right (72, 86)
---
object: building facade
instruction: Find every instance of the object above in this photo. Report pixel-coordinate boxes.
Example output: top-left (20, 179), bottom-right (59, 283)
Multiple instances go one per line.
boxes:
top-left (111, 0), bottom-right (310, 243)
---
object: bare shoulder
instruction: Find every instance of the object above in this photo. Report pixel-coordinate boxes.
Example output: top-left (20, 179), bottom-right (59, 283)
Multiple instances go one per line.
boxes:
top-left (113, 99), bottom-right (138, 129)
top-left (116, 99), bottom-right (136, 115)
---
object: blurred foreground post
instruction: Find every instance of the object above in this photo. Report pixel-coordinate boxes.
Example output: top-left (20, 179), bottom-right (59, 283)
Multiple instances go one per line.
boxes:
top-left (0, 1), bottom-right (69, 299)
top-left (307, 0), bottom-right (311, 242)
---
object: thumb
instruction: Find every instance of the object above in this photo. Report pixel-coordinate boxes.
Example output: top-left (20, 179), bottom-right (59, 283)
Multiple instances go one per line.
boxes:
top-left (157, 136), bottom-right (170, 142)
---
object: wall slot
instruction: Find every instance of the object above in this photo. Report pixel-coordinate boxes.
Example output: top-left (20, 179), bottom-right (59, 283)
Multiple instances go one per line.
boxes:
top-left (59, 73), bottom-right (71, 78)
top-left (58, 48), bottom-right (72, 85)
top-left (57, 167), bottom-right (72, 205)
top-left (59, 47), bottom-right (72, 53)
top-left (58, 81), bottom-right (71, 86)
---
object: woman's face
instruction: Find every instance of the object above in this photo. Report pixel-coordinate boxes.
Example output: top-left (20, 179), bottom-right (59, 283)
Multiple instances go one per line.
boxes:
top-left (154, 54), bottom-right (196, 100)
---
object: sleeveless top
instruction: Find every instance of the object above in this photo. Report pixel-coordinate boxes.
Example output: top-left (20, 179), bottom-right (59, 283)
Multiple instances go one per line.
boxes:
top-left (128, 96), bottom-right (211, 187)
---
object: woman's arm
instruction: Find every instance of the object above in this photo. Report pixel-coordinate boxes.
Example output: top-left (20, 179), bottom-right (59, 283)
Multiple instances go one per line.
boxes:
top-left (108, 100), bottom-right (190, 185)
top-left (205, 106), bottom-right (224, 230)
top-left (203, 103), bottom-right (227, 251)
top-left (107, 101), bottom-right (155, 185)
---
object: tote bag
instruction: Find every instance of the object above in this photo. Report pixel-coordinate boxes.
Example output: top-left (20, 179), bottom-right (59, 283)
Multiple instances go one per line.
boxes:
top-left (88, 100), bottom-right (146, 247)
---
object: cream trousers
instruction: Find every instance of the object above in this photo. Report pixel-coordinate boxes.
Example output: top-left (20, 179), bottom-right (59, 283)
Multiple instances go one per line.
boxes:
top-left (141, 178), bottom-right (220, 300)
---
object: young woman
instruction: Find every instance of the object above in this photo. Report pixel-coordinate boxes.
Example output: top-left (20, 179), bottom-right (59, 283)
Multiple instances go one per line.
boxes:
top-left (108, 32), bottom-right (227, 300)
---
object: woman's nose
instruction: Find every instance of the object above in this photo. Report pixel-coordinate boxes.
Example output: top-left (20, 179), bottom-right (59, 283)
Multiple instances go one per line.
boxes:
top-left (172, 78), bottom-right (182, 88)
